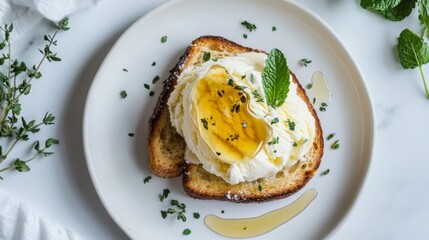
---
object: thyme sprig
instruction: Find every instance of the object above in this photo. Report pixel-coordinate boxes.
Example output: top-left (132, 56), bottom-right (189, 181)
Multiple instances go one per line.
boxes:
top-left (0, 18), bottom-right (69, 179)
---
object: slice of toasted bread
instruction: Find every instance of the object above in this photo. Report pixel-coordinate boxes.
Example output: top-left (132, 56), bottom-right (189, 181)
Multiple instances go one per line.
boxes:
top-left (149, 36), bottom-right (323, 202)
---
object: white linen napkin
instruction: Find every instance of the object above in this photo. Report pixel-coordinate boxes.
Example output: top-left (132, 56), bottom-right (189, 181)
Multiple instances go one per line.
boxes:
top-left (0, 0), bottom-right (100, 41)
top-left (0, 189), bottom-right (84, 240)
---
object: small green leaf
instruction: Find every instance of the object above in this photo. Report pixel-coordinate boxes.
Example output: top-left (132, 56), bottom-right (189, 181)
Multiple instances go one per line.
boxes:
top-left (398, 28), bottom-right (429, 68)
top-left (397, 28), bottom-right (429, 97)
top-left (418, 0), bottom-right (429, 28)
top-left (241, 21), bottom-right (257, 32)
top-left (262, 48), bottom-right (290, 108)
top-left (57, 17), bottom-right (70, 31)
top-left (360, 0), bottom-right (401, 11)
top-left (120, 90), bottom-right (127, 99)
top-left (152, 75), bottom-right (160, 84)
top-left (45, 138), bottom-right (59, 148)
top-left (14, 159), bottom-right (30, 172)
top-left (379, 0), bottom-right (417, 21)
top-left (193, 212), bottom-right (200, 219)
top-left (203, 52), bottom-right (211, 62)
top-left (34, 141), bottom-right (40, 151)
top-left (183, 228), bottom-right (191, 235)
top-left (0, 176), bottom-right (3, 180)
top-left (161, 35), bottom-right (167, 43)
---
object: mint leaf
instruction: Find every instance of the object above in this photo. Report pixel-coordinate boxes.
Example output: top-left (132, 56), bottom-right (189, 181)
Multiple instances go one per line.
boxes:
top-left (360, 0), bottom-right (400, 11)
top-left (262, 49), bottom-right (290, 107)
top-left (360, 0), bottom-right (416, 21)
top-left (397, 29), bottom-right (429, 98)
top-left (419, 0), bottom-right (429, 30)
top-left (380, 0), bottom-right (417, 21)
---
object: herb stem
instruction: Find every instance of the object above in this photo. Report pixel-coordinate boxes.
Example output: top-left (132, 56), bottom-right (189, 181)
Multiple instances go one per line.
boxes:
top-left (0, 150), bottom-right (44, 173)
top-left (418, 65), bottom-right (429, 98)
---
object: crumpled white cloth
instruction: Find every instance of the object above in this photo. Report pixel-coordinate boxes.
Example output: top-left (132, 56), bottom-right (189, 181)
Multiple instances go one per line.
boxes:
top-left (0, 0), bottom-right (100, 41)
top-left (0, 189), bottom-right (84, 240)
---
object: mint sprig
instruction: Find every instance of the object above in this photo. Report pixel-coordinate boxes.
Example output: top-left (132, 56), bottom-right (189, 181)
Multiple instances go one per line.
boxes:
top-left (262, 48), bottom-right (290, 108)
top-left (360, 0), bottom-right (416, 21)
top-left (397, 29), bottom-right (429, 98)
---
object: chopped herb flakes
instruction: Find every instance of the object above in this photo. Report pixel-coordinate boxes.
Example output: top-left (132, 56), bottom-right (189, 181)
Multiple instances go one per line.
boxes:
top-left (203, 52), bottom-right (211, 62)
top-left (300, 58), bottom-right (312, 67)
top-left (149, 91), bottom-right (155, 97)
top-left (193, 212), bottom-right (200, 219)
top-left (327, 133), bottom-right (335, 140)
top-left (143, 176), bottom-right (151, 184)
top-left (201, 118), bottom-right (209, 130)
top-left (120, 90), bottom-right (127, 99)
top-left (306, 83), bottom-right (313, 89)
top-left (249, 74), bottom-right (255, 84)
top-left (331, 140), bottom-right (340, 149)
top-left (128, 133), bottom-right (135, 137)
top-left (319, 107), bottom-right (327, 112)
top-left (271, 117), bottom-right (279, 124)
top-left (252, 90), bottom-right (264, 102)
top-left (216, 152), bottom-right (221, 156)
top-left (122, 68), bottom-right (128, 72)
top-left (243, 227), bottom-right (247, 230)
top-left (268, 136), bottom-right (279, 145)
top-left (243, 33), bottom-right (248, 39)
top-left (272, 26), bottom-right (277, 31)
top-left (160, 189), bottom-right (170, 202)
top-left (161, 35), bottom-right (167, 43)
top-left (258, 184), bottom-right (262, 192)
top-left (144, 84), bottom-right (150, 89)
top-left (321, 169), bottom-right (330, 176)
top-left (151, 61), bottom-right (156, 66)
top-left (293, 141), bottom-right (298, 147)
top-left (321, 102), bottom-right (328, 107)
top-left (228, 78), bottom-right (235, 86)
top-left (241, 20), bottom-right (257, 32)
top-left (221, 210), bottom-right (225, 214)
top-left (152, 75), bottom-right (160, 84)
top-left (313, 97), bottom-right (316, 104)
top-left (183, 229), bottom-right (191, 235)
top-left (286, 119), bottom-right (296, 131)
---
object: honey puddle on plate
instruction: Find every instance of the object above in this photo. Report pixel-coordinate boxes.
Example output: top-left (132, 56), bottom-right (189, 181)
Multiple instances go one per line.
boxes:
top-left (309, 71), bottom-right (331, 104)
top-left (204, 188), bottom-right (317, 239)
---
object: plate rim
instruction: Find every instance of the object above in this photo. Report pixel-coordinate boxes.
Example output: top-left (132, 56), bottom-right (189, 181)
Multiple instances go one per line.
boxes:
top-left (82, 0), bottom-right (377, 238)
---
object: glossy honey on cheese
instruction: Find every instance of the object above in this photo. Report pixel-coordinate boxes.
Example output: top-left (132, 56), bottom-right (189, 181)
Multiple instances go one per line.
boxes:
top-left (168, 52), bottom-right (316, 184)
top-left (191, 65), bottom-right (271, 164)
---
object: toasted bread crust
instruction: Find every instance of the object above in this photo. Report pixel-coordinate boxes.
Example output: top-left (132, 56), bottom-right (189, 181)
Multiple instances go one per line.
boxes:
top-left (148, 36), bottom-right (323, 202)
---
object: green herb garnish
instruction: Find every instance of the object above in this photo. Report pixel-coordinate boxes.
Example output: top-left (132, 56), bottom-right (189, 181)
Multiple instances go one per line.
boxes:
top-left (249, 73), bottom-right (255, 84)
top-left (221, 210), bottom-right (225, 214)
top-left (312, 97), bottom-right (316, 104)
top-left (0, 19), bottom-right (68, 178)
top-left (151, 61), bottom-right (156, 66)
top-left (252, 90), bottom-right (264, 102)
top-left (122, 68), bottom-right (128, 72)
top-left (300, 58), bottom-right (312, 67)
top-left (161, 35), bottom-right (167, 43)
top-left (128, 133), bottom-right (134, 137)
top-left (306, 83), bottom-right (313, 89)
top-left (143, 176), bottom-right (151, 184)
top-left (331, 140), bottom-right (340, 149)
top-left (160, 188), bottom-right (170, 202)
top-left (241, 20), bottom-right (257, 32)
top-left (397, 29), bottom-right (429, 98)
top-left (360, 0), bottom-right (416, 21)
top-left (319, 107), bottom-right (327, 112)
top-left (327, 133), bottom-right (336, 140)
top-left (201, 118), bottom-right (208, 130)
top-left (258, 184), bottom-right (262, 192)
top-left (271, 117), bottom-right (279, 124)
top-left (203, 52), bottom-right (211, 62)
top-left (293, 141), bottom-right (298, 147)
top-left (149, 91), bottom-right (155, 97)
top-left (152, 75), bottom-right (160, 84)
top-left (183, 229), bottom-right (191, 235)
top-left (286, 119), bottom-right (296, 131)
top-left (144, 84), bottom-right (150, 89)
top-left (321, 169), bottom-right (330, 176)
top-left (193, 212), bottom-right (200, 219)
top-left (272, 26), bottom-right (277, 31)
top-left (216, 152), bottom-right (221, 156)
top-left (120, 90), bottom-right (127, 99)
top-left (262, 49), bottom-right (290, 108)
top-left (268, 136), bottom-right (279, 145)
top-left (243, 34), bottom-right (248, 39)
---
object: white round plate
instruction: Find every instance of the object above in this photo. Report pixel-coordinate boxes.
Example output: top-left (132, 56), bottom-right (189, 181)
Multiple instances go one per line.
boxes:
top-left (83, 0), bottom-right (375, 239)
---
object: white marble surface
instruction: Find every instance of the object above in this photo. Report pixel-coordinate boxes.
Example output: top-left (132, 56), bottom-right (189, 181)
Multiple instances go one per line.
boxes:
top-left (1, 0), bottom-right (429, 239)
